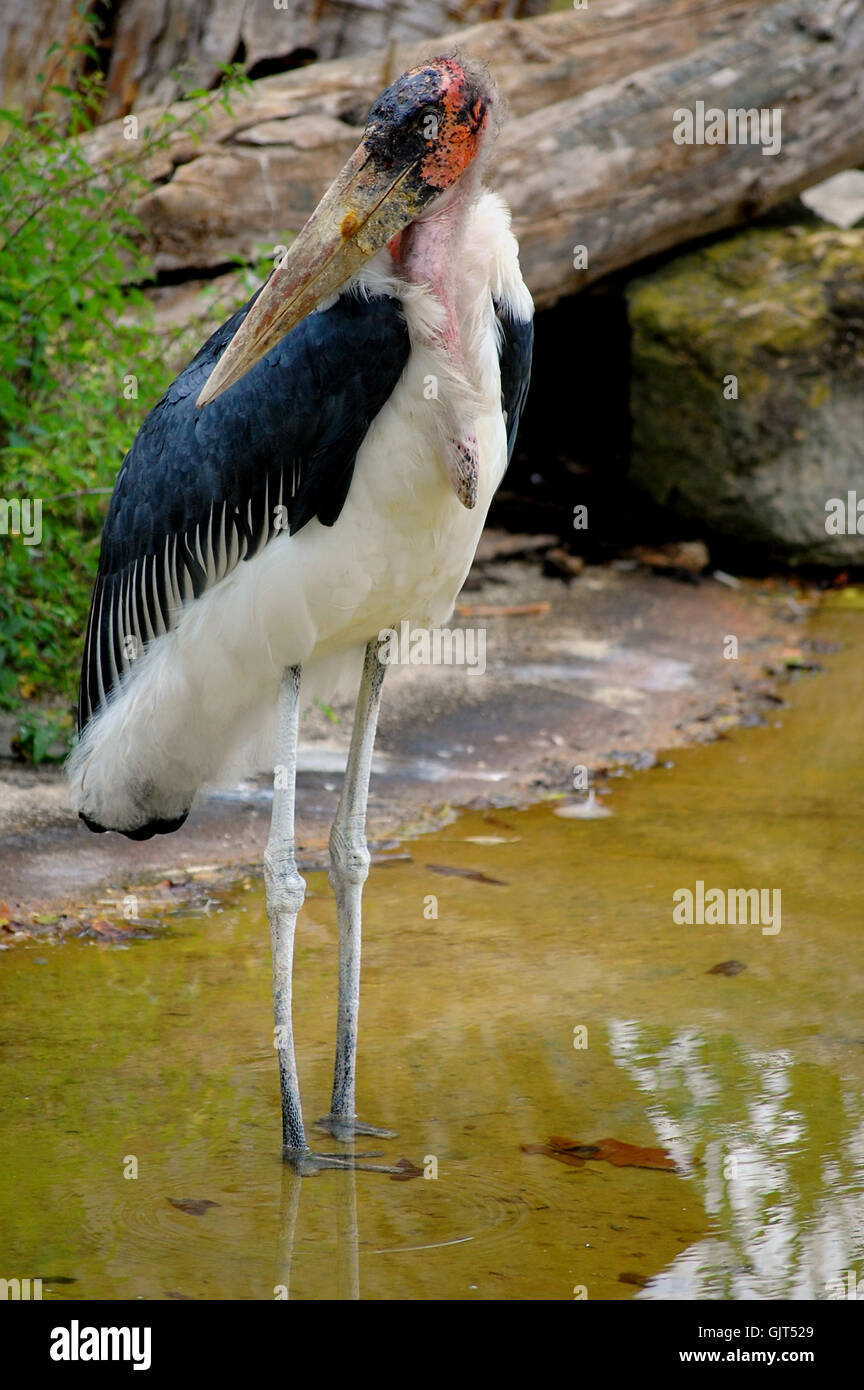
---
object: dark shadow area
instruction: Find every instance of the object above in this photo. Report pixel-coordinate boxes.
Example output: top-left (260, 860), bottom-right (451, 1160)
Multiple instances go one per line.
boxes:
top-left (493, 197), bottom-right (857, 581)
top-left (229, 40), bottom-right (319, 84)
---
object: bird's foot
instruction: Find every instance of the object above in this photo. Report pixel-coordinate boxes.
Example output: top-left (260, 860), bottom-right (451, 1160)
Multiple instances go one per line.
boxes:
top-left (315, 1113), bottom-right (397, 1141)
top-left (283, 1145), bottom-right (403, 1177)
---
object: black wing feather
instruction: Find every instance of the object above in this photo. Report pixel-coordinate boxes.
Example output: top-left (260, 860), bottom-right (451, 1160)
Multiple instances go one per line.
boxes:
top-left (494, 299), bottom-right (533, 464)
top-left (79, 288), bottom-right (410, 731)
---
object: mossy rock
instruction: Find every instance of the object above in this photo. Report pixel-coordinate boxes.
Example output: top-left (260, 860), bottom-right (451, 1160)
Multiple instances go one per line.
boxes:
top-left (627, 226), bottom-right (864, 565)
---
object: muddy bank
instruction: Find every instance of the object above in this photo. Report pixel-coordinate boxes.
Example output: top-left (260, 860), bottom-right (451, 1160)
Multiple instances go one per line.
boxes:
top-left (0, 553), bottom-right (823, 930)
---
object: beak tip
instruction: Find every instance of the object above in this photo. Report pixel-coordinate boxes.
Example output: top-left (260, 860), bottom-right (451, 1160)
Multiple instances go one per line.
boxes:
top-left (196, 372), bottom-right (227, 409)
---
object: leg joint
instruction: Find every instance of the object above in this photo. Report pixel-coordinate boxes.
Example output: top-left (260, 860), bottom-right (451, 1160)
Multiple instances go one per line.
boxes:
top-left (264, 848), bottom-right (306, 915)
top-left (329, 824), bottom-right (370, 887)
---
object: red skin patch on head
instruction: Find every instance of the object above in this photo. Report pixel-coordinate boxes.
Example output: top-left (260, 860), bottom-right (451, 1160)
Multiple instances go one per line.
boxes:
top-left (419, 76), bottom-right (487, 190)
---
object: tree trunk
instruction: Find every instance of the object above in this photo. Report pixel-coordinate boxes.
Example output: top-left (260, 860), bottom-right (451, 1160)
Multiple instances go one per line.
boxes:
top-left (0, 0), bottom-right (552, 122)
top-left (76, 0), bottom-right (864, 309)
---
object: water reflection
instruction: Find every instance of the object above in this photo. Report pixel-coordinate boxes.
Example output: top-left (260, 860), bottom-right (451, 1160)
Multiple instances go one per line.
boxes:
top-left (275, 1165), bottom-right (360, 1300)
top-left (610, 1023), bottom-right (864, 1299)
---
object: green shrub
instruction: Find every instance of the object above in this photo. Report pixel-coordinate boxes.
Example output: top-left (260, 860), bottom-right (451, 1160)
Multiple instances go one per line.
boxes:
top-left (0, 24), bottom-right (252, 760)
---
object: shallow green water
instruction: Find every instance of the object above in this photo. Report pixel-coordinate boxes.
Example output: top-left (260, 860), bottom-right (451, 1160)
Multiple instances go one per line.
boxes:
top-left (1, 609), bottom-right (862, 1301)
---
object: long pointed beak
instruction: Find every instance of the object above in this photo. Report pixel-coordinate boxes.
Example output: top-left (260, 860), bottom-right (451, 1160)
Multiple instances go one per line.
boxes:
top-left (196, 142), bottom-right (426, 407)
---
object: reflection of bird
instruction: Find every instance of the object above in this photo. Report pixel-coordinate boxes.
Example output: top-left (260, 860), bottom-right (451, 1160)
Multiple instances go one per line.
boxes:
top-left (69, 56), bottom-right (533, 1172)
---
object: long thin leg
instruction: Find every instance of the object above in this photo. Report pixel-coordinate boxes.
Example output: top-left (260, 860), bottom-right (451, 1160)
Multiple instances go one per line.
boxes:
top-left (266, 662), bottom-right (399, 1174)
top-left (265, 665), bottom-right (308, 1156)
top-left (318, 639), bottom-right (396, 1141)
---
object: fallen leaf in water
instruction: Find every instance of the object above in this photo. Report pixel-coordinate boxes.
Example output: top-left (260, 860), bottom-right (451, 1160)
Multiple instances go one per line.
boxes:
top-left (523, 1136), bottom-right (678, 1173)
top-left (521, 1142), bottom-right (586, 1168)
top-left (168, 1198), bottom-right (221, 1216)
top-left (619, 1271), bottom-right (650, 1288)
top-left (708, 959), bottom-right (747, 976)
top-left (389, 1158), bottom-right (425, 1182)
top-left (87, 917), bottom-right (154, 942)
top-left (556, 1137), bottom-right (678, 1171)
top-left (426, 864), bottom-right (507, 885)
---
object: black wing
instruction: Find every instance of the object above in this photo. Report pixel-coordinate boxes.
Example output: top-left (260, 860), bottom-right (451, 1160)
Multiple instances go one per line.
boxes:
top-left (494, 299), bottom-right (533, 463)
top-left (79, 288), bottom-right (410, 731)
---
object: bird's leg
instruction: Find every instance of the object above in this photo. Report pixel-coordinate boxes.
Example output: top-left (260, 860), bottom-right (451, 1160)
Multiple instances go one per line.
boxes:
top-left (265, 665), bottom-right (309, 1158)
top-left (266, 662), bottom-right (400, 1176)
top-left (317, 639), bottom-right (397, 1142)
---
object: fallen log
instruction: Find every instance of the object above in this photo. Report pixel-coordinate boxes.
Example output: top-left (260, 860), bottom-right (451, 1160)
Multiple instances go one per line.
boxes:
top-left (76, 0), bottom-right (864, 309)
top-left (0, 0), bottom-right (552, 121)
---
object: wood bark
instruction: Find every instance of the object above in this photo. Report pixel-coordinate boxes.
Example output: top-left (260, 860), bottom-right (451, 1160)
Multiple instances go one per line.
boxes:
top-left (71, 1), bottom-right (864, 309)
top-left (0, 0), bottom-right (88, 117)
top-left (0, 0), bottom-right (550, 120)
top-left (100, 1), bottom-right (551, 120)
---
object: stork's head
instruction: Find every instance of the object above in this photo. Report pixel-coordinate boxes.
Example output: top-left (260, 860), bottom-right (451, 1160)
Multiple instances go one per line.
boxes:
top-left (363, 56), bottom-right (490, 201)
top-left (196, 57), bottom-right (492, 407)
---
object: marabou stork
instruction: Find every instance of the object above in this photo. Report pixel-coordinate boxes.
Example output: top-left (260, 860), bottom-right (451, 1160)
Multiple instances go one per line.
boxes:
top-left (69, 55), bottom-right (533, 1173)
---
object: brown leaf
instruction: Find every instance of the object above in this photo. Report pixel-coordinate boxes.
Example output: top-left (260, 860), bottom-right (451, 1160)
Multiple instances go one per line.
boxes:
top-left (89, 917), bottom-right (140, 941)
top-left (619, 1271), bottom-right (650, 1288)
top-left (708, 959), bottom-right (747, 976)
top-left (426, 864), bottom-right (507, 885)
top-left (168, 1197), bottom-right (221, 1216)
top-left (389, 1158), bottom-right (425, 1182)
top-left (524, 1136), bottom-right (678, 1173)
top-left (521, 1142), bottom-right (585, 1168)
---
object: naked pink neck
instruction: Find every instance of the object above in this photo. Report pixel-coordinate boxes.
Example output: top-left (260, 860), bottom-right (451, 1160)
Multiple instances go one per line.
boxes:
top-left (391, 195), bottom-right (465, 367)
top-left (389, 190), bottom-right (480, 508)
